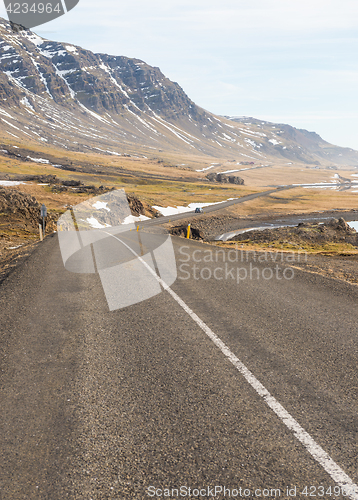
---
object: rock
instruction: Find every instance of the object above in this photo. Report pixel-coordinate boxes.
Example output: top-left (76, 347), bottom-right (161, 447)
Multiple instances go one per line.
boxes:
top-left (62, 180), bottom-right (83, 187)
top-left (216, 173), bottom-right (228, 183)
top-left (206, 172), bottom-right (216, 182)
top-left (4, 174), bottom-right (58, 184)
top-left (10, 21), bottom-right (28, 32)
top-left (328, 218), bottom-right (339, 227)
top-left (206, 172), bottom-right (244, 185)
top-left (127, 194), bottom-right (159, 218)
top-left (228, 175), bottom-right (244, 185)
top-left (51, 184), bottom-right (114, 194)
top-left (0, 187), bottom-right (40, 225)
top-left (170, 225), bottom-right (204, 240)
top-left (337, 217), bottom-right (349, 231)
top-left (229, 217), bottom-right (357, 247)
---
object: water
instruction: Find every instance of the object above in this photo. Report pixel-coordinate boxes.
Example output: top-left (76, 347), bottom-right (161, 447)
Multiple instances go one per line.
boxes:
top-left (348, 221), bottom-right (358, 231)
top-left (217, 217), bottom-right (358, 242)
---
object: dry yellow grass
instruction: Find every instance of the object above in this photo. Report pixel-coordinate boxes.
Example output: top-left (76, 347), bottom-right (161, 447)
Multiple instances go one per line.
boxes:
top-left (224, 188), bottom-right (358, 217)
top-left (1, 139), bottom-right (357, 213)
top-left (215, 239), bottom-right (358, 256)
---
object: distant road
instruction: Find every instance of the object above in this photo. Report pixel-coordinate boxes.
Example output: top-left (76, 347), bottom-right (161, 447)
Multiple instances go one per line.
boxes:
top-left (145, 185), bottom-right (295, 226)
top-left (0, 232), bottom-right (357, 499)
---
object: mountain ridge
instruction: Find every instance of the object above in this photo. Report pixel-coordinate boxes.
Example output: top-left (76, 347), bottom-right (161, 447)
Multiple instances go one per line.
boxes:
top-left (1, 17), bottom-right (358, 167)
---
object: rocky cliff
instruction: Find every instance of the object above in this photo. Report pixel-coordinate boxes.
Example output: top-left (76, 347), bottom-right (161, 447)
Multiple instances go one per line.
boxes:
top-left (1, 17), bottom-right (358, 166)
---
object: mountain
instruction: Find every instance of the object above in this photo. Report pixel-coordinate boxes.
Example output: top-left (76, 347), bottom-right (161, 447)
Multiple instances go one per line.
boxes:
top-left (1, 17), bottom-right (358, 166)
top-left (226, 117), bottom-right (358, 167)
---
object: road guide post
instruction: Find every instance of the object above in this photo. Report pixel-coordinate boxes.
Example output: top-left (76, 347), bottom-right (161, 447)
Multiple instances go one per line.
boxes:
top-left (40, 204), bottom-right (47, 238)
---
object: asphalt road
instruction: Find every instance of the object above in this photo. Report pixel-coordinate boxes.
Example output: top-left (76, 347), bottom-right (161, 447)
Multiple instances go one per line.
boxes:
top-left (143, 186), bottom-right (295, 226)
top-left (0, 231), bottom-right (357, 500)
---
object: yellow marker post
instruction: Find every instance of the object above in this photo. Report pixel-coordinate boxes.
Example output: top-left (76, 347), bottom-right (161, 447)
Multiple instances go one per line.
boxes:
top-left (137, 225), bottom-right (139, 232)
top-left (186, 224), bottom-right (191, 239)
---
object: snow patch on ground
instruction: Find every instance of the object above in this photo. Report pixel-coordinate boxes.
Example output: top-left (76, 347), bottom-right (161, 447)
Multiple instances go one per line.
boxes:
top-left (122, 214), bottom-right (150, 224)
top-left (0, 180), bottom-right (26, 186)
top-left (22, 32), bottom-right (44, 46)
top-left (20, 96), bottom-right (35, 111)
top-left (65, 45), bottom-right (78, 54)
top-left (92, 201), bottom-right (110, 211)
top-left (78, 102), bottom-right (111, 124)
top-left (85, 217), bottom-right (112, 229)
top-left (27, 156), bottom-right (50, 163)
top-left (0, 108), bottom-right (13, 119)
top-left (196, 165), bottom-right (217, 172)
top-left (153, 199), bottom-right (237, 216)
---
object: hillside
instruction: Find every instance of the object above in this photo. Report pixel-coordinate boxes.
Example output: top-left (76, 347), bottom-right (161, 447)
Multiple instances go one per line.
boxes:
top-left (0, 17), bottom-right (358, 167)
top-left (227, 117), bottom-right (358, 167)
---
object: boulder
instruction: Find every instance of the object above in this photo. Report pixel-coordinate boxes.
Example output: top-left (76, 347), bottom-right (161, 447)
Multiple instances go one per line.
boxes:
top-left (62, 180), bottom-right (83, 187)
top-left (206, 172), bottom-right (244, 185)
top-left (0, 187), bottom-right (40, 225)
top-left (228, 175), bottom-right (244, 185)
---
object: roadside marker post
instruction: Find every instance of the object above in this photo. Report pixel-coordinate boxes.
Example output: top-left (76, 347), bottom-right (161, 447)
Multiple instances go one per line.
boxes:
top-left (40, 204), bottom-right (47, 238)
top-left (186, 224), bottom-right (191, 239)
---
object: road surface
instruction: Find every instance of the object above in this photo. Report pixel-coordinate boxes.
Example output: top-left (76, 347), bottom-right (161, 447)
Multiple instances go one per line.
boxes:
top-left (0, 231), bottom-right (357, 499)
top-left (143, 186), bottom-right (295, 226)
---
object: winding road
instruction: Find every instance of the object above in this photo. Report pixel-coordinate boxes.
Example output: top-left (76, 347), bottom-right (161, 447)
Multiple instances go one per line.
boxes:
top-left (0, 227), bottom-right (357, 499)
top-left (143, 186), bottom-right (295, 227)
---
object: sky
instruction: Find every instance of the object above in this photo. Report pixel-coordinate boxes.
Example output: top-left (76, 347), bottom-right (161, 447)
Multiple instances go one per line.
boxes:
top-left (1, 0), bottom-right (358, 149)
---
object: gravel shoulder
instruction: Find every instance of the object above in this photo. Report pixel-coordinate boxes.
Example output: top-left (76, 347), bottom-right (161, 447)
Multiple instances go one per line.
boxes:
top-left (289, 253), bottom-right (358, 285)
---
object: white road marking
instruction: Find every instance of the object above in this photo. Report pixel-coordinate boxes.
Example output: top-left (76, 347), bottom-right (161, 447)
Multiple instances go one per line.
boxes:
top-left (105, 231), bottom-right (358, 499)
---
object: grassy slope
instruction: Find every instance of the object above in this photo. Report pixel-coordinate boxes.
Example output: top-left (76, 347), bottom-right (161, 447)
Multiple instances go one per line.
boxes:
top-left (0, 138), bottom-right (357, 242)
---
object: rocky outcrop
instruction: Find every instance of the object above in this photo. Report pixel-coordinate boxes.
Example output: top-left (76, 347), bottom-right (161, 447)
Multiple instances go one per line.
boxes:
top-left (0, 186), bottom-right (158, 232)
top-left (206, 172), bottom-right (244, 185)
top-left (328, 217), bottom-right (353, 231)
top-left (228, 175), bottom-right (245, 185)
top-left (0, 17), bottom-right (204, 120)
top-left (1, 174), bottom-right (59, 183)
top-left (170, 225), bottom-right (204, 240)
top-left (127, 194), bottom-right (160, 218)
top-left (0, 187), bottom-right (41, 227)
top-left (50, 184), bottom-right (111, 194)
top-left (230, 218), bottom-right (358, 247)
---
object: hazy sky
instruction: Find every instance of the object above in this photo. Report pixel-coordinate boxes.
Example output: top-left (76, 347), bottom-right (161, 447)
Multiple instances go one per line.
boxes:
top-left (1, 0), bottom-right (358, 149)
